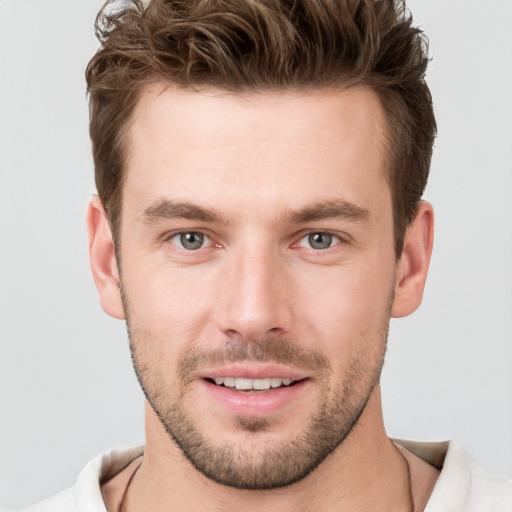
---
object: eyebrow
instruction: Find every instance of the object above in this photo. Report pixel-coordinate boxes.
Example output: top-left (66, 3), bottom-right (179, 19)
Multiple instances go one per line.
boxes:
top-left (287, 199), bottom-right (370, 224)
top-left (140, 198), bottom-right (370, 225)
top-left (140, 200), bottom-right (227, 224)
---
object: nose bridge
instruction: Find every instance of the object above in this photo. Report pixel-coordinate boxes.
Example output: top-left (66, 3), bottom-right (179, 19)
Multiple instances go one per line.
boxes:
top-left (216, 240), bottom-right (293, 341)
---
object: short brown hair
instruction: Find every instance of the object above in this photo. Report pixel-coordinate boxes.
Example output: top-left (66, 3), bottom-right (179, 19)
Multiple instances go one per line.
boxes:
top-left (86, 0), bottom-right (436, 257)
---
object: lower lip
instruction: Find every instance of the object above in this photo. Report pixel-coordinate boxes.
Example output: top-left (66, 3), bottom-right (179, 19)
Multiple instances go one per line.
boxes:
top-left (201, 379), bottom-right (308, 418)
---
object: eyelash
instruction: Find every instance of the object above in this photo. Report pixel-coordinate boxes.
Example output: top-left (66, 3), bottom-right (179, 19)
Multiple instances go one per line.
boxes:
top-left (294, 232), bottom-right (344, 251)
top-left (164, 230), bottom-right (347, 253)
top-left (166, 231), bottom-right (218, 251)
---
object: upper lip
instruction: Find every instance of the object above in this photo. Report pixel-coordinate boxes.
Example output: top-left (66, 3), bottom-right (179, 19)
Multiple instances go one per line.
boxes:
top-left (199, 363), bottom-right (309, 381)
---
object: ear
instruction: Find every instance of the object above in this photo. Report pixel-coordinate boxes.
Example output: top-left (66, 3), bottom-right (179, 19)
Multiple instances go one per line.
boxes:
top-left (391, 201), bottom-right (434, 318)
top-left (87, 196), bottom-right (125, 319)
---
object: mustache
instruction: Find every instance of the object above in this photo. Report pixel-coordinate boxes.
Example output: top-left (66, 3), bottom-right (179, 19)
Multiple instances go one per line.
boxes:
top-left (178, 337), bottom-right (331, 384)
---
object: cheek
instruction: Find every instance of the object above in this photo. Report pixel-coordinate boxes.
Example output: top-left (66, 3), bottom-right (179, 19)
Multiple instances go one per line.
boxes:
top-left (301, 260), bottom-right (393, 317)
top-left (123, 271), bottom-right (206, 394)
top-left (122, 261), bottom-right (219, 343)
top-left (297, 263), bottom-right (394, 359)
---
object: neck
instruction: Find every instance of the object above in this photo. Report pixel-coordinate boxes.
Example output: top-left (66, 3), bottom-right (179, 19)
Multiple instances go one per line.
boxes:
top-left (123, 387), bottom-right (414, 512)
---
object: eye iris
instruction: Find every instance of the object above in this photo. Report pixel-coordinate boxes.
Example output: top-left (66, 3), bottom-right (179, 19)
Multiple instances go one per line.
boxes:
top-left (180, 232), bottom-right (204, 250)
top-left (309, 232), bottom-right (332, 250)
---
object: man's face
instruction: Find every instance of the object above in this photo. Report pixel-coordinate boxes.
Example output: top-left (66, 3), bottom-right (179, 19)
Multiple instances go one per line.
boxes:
top-left (118, 86), bottom-right (397, 489)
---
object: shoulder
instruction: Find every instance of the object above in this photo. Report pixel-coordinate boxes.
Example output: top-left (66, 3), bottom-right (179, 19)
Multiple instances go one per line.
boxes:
top-left (427, 440), bottom-right (512, 511)
top-left (397, 439), bottom-right (512, 512)
top-left (11, 444), bottom-right (145, 512)
top-left (14, 488), bottom-right (77, 512)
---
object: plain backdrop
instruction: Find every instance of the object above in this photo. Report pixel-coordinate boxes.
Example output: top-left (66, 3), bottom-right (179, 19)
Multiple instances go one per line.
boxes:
top-left (1, 0), bottom-right (511, 509)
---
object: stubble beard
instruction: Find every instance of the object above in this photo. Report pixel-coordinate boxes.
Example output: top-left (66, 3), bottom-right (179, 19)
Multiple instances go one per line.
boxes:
top-left (122, 289), bottom-right (390, 490)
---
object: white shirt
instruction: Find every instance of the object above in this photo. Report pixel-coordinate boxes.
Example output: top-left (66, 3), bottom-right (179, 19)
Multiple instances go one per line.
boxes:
top-left (14, 440), bottom-right (512, 511)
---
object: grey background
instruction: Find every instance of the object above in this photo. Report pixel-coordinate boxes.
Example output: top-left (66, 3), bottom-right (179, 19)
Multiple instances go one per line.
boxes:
top-left (1, 0), bottom-right (511, 509)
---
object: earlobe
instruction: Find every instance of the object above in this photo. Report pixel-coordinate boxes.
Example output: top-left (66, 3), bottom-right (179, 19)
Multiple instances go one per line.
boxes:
top-left (391, 201), bottom-right (434, 318)
top-left (87, 196), bottom-right (125, 319)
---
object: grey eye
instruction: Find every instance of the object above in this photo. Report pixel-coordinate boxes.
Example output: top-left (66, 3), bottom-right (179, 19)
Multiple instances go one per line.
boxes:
top-left (178, 232), bottom-right (205, 250)
top-left (308, 232), bottom-right (334, 250)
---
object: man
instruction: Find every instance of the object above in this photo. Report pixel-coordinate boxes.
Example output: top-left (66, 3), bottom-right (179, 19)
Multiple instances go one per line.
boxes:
top-left (19, 0), bottom-right (512, 510)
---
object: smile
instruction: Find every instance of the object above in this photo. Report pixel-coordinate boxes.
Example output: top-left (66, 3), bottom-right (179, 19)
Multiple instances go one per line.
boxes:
top-left (200, 371), bottom-right (309, 417)
top-left (210, 377), bottom-right (297, 391)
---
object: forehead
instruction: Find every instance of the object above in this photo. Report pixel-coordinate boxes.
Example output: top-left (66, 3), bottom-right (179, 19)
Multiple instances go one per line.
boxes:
top-left (129, 84), bottom-right (387, 152)
top-left (123, 85), bottom-right (390, 219)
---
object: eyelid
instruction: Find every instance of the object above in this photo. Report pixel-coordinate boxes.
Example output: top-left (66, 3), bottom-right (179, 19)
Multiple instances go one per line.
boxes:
top-left (292, 230), bottom-right (349, 250)
top-left (163, 229), bottom-right (219, 250)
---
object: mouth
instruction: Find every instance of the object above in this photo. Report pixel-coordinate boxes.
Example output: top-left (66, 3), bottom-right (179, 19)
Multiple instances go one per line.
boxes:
top-left (200, 371), bottom-right (309, 419)
top-left (206, 376), bottom-right (302, 392)
top-left (199, 365), bottom-right (310, 417)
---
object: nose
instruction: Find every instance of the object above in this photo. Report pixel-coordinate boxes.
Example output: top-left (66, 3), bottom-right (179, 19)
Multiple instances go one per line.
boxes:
top-left (216, 245), bottom-right (294, 342)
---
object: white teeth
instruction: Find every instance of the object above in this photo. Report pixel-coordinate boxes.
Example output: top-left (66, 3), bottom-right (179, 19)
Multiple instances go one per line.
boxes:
top-left (212, 377), bottom-right (296, 390)
top-left (252, 379), bottom-right (271, 390)
top-left (270, 378), bottom-right (282, 388)
top-left (235, 378), bottom-right (252, 390)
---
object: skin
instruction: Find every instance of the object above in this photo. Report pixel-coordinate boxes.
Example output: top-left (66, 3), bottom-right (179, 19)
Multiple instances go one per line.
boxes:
top-left (88, 85), bottom-right (436, 511)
